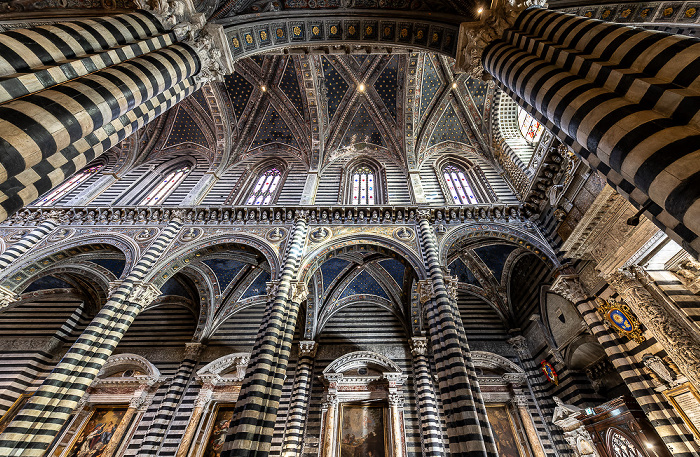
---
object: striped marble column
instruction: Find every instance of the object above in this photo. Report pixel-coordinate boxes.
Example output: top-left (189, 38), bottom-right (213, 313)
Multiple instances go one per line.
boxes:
top-left (409, 337), bottom-right (446, 457)
top-left (417, 211), bottom-right (495, 457)
top-left (140, 342), bottom-right (204, 455)
top-left (281, 340), bottom-right (317, 457)
top-left (221, 214), bottom-right (308, 457)
top-left (0, 7), bottom-right (231, 222)
top-left (0, 216), bottom-right (182, 456)
top-left (550, 274), bottom-right (700, 457)
top-left (472, 6), bottom-right (700, 253)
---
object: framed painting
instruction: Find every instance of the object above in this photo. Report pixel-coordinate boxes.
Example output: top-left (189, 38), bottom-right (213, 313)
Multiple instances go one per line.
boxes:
top-left (486, 404), bottom-right (526, 457)
top-left (339, 403), bottom-right (387, 457)
top-left (0, 393), bottom-right (32, 435)
top-left (63, 405), bottom-right (128, 457)
top-left (201, 404), bottom-right (236, 457)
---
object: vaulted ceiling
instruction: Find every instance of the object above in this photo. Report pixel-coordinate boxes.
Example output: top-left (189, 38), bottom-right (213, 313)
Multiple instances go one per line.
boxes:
top-left (154, 52), bottom-right (496, 172)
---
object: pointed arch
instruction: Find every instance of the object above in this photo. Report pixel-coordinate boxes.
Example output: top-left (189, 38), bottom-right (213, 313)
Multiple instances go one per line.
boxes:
top-left (340, 156), bottom-right (387, 205)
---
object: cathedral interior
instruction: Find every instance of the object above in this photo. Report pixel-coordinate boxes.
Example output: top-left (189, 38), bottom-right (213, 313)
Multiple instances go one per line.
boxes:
top-left (0, 0), bottom-right (699, 456)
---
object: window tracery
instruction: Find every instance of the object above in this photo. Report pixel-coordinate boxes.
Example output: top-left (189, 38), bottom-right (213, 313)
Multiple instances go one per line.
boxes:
top-left (341, 158), bottom-right (385, 205)
top-left (246, 167), bottom-right (283, 205)
top-left (140, 165), bottom-right (190, 206)
top-left (517, 107), bottom-right (544, 144)
top-left (442, 164), bottom-right (479, 204)
top-left (35, 165), bottom-right (103, 206)
top-left (351, 166), bottom-right (375, 205)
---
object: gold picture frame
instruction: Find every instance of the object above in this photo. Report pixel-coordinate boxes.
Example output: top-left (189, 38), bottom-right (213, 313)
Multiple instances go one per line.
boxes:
top-left (0, 392), bottom-right (33, 435)
top-left (199, 403), bottom-right (237, 457)
top-left (338, 403), bottom-right (389, 457)
top-left (61, 404), bottom-right (128, 457)
top-left (486, 403), bottom-right (528, 457)
top-left (596, 298), bottom-right (645, 344)
top-left (663, 382), bottom-right (700, 440)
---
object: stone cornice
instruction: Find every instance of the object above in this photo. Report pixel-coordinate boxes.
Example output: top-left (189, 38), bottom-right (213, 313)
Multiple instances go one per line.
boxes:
top-left (6, 204), bottom-right (526, 227)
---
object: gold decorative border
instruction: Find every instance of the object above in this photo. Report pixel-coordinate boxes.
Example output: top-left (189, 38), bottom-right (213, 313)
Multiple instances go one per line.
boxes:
top-left (60, 404), bottom-right (128, 457)
top-left (0, 392), bottom-right (33, 435)
top-left (596, 298), bottom-right (645, 344)
top-left (663, 382), bottom-right (700, 440)
top-left (195, 402), bottom-right (237, 457)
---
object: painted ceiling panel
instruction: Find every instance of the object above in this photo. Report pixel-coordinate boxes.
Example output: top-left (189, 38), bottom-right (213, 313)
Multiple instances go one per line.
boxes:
top-left (464, 77), bottom-right (488, 114)
top-left (88, 259), bottom-right (126, 278)
top-left (203, 258), bottom-right (246, 291)
top-left (280, 0), bottom-right (471, 15)
top-left (224, 72), bottom-right (254, 120)
top-left (419, 56), bottom-right (442, 120)
top-left (191, 89), bottom-right (212, 118)
top-left (164, 108), bottom-right (209, 149)
top-left (280, 58), bottom-right (305, 117)
top-left (341, 104), bottom-right (384, 147)
top-left (379, 259), bottom-right (405, 288)
top-left (321, 56), bottom-right (349, 121)
top-left (160, 276), bottom-right (193, 299)
top-left (24, 276), bottom-right (72, 292)
top-left (241, 269), bottom-right (271, 299)
top-left (340, 270), bottom-right (390, 300)
top-left (354, 55), bottom-right (369, 67)
top-left (449, 258), bottom-right (479, 285)
top-left (474, 244), bottom-right (519, 281)
top-left (251, 105), bottom-right (299, 149)
top-left (321, 258), bottom-right (351, 292)
top-left (374, 56), bottom-right (398, 121)
top-left (428, 103), bottom-right (470, 147)
top-left (251, 55), bottom-right (265, 68)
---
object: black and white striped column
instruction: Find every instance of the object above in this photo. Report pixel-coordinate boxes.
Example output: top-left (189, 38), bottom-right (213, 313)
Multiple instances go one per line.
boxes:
top-left (550, 274), bottom-right (700, 457)
top-left (417, 211), bottom-right (496, 457)
top-left (0, 10), bottom-right (227, 222)
top-left (281, 340), bottom-right (317, 456)
top-left (0, 217), bottom-right (182, 457)
top-left (222, 215), bottom-right (308, 457)
top-left (140, 342), bottom-right (204, 455)
top-left (409, 337), bottom-right (446, 457)
top-left (480, 7), bottom-right (700, 254)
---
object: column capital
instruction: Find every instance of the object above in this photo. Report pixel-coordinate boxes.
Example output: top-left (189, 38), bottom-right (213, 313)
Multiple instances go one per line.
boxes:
top-left (39, 209), bottom-right (66, 224)
top-left (290, 281), bottom-right (309, 304)
top-left (294, 209), bottom-right (309, 223)
top-left (416, 209), bottom-right (432, 221)
top-left (550, 274), bottom-right (589, 304)
top-left (266, 280), bottom-right (280, 300)
top-left (409, 337), bottom-right (428, 356)
top-left (170, 209), bottom-right (187, 223)
top-left (299, 340), bottom-right (317, 357)
top-left (507, 335), bottom-right (530, 356)
top-left (323, 392), bottom-right (338, 407)
top-left (417, 280), bottom-right (434, 304)
top-left (129, 282), bottom-right (161, 308)
top-left (388, 392), bottom-right (405, 408)
top-left (184, 342), bottom-right (205, 358)
top-left (456, 0), bottom-right (537, 79)
top-left (0, 284), bottom-right (18, 308)
top-left (445, 275), bottom-right (459, 301)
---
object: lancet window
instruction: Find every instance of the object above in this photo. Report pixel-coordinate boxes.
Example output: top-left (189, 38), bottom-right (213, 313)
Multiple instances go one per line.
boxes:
top-left (140, 164), bottom-right (190, 206)
top-left (442, 164), bottom-right (479, 204)
top-left (35, 165), bottom-right (103, 206)
top-left (518, 107), bottom-right (544, 144)
top-left (351, 166), bottom-right (376, 205)
top-left (246, 167), bottom-right (283, 205)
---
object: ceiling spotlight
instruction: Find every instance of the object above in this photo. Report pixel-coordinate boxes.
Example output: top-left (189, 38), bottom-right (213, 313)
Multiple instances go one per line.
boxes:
top-left (358, 83), bottom-right (366, 92)
top-left (261, 85), bottom-right (267, 92)
top-left (477, 7), bottom-right (483, 13)
top-left (452, 82), bottom-right (458, 89)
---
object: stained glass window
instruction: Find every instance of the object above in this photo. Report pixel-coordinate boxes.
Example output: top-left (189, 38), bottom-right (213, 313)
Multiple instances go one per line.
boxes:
top-left (35, 165), bottom-right (103, 206)
top-left (140, 165), bottom-right (190, 206)
top-left (351, 166), bottom-right (375, 205)
top-left (443, 164), bottom-right (478, 204)
top-left (246, 168), bottom-right (282, 205)
top-left (518, 107), bottom-right (544, 144)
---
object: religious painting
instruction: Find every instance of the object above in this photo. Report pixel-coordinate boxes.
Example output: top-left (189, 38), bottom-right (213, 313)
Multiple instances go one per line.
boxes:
top-left (486, 404), bottom-right (524, 457)
top-left (202, 404), bottom-right (236, 457)
top-left (64, 405), bottom-right (128, 457)
top-left (0, 393), bottom-right (32, 435)
top-left (339, 404), bottom-right (386, 457)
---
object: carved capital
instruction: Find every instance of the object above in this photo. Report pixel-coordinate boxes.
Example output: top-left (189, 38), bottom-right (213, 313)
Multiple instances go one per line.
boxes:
top-left (416, 209), bottom-right (432, 221)
top-left (507, 335), bottom-right (530, 356)
top-left (323, 393), bottom-right (338, 407)
top-left (128, 282), bottom-right (161, 308)
top-left (299, 340), bottom-right (317, 358)
top-left (673, 259), bottom-right (700, 294)
top-left (194, 385), bottom-right (215, 408)
top-left (388, 392), bottom-right (405, 408)
top-left (456, 0), bottom-right (540, 78)
top-left (417, 280), bottom-right (434, 304)
top-left (0, 284), bottom-right (18, 308)
top-left (266, 280), bottom-right (280, 300)
top-left (550, 274), bottom-right (589, 304)
top-left (188, 25), bottom-right (233, 84)
top-left (444, 275), bottom-right (459, 301)
top-left (170, 209), bottom-right (187, 223)
top-left (184, 342), bottom-right (205, 358)
top-left (290, 281), bottom-right (309, 303)
top-left (409, 337), bottom-right (428, 356)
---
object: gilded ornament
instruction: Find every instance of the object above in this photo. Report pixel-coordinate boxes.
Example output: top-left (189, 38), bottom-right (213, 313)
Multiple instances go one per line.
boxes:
top-left (293, 26), bottom-right (302, 36)
top-left (663, 6), bottom-right (674, 16)
top-left (260, 30), bottom-right (267, 40)
top-left (620, 8), bottom-right (632, 17)
top-left (400, 28), bottom-right (408, 38)
top-left (276, 28), bottom-right (284, 37)
top-left (348, 25), bottom-right (356, 35)
top-left (686, 7), bottom-right (697, 17)
top-left (245, 34), bottom-right (253, 44)
top-left (330, 25), bottom-right (338, 34)
top-left (596, 298), bottom-right (646, 344)
top-left (416, 30), bottom-right (424, 39)
top-left (365, 25), bottom-right (373, 35)
top-left (432, 32), bottom-right (439, 42)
